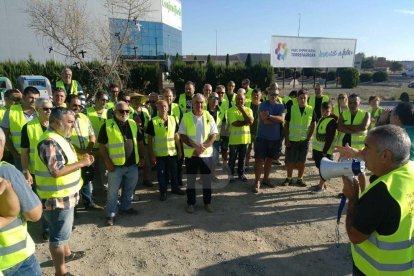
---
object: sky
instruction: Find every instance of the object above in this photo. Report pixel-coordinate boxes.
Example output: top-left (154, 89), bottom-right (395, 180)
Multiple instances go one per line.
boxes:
top-left (181, 0), bottom-right (414, 61)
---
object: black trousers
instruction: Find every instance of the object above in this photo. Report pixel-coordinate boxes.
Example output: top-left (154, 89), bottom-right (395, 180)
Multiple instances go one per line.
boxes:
top-left (185, 156), bottom-right (212, 205)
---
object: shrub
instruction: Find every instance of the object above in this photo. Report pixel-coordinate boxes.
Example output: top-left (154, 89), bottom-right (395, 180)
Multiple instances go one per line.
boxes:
top-left (359, 73), bottom-right (372, 82)
top-left (340, 68), bottom-right (359, 88)
top-left (372, 71), bottom-right (388, 82)
top-left (326, 71), bottom-right (336, 81)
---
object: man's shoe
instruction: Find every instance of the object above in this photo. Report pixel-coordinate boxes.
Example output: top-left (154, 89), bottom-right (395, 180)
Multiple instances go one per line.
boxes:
top-left (282, 178), bottom-right (292, 186)
top-left (171, 188), bottom-right (186, 195)
top-left (65, 251), bottom-right (86, 262)
top-left (186, 205), bottom-right (194, 214)
top-left (119, 208), bottom-right (138, 215)
top-left (106, 217), bottom-right (114, 226)
top-left (229, 175), bottom-right (236, 184)
top-left (272, 159), bottom-right (282, 166)
top-left (252, 184), bottom-right (260, 193)
top-left (204, 204), bottom-right (214, 213)
top-left (297, 178), bottom-right (307, 187)
top-left (239, 175), bottom-right (248, 182)
top-left (85, 203), bottom-right (104, 211)
top-left (160, 192), bottom-right (167, 201)
top-left (311, 186), bottom-right (325, 194)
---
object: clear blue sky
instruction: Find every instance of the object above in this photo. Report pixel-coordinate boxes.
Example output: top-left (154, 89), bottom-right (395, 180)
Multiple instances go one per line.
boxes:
top-left (182, 0), bottom-right (414, 61)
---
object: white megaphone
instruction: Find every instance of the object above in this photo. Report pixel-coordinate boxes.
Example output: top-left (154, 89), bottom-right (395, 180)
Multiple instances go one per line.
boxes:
top-left (320, 157), bottom-right (365, 180)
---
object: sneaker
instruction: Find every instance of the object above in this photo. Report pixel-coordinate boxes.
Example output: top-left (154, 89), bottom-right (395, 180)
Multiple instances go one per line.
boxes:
top-left (186, 205), bottom-right (194, 214)
top-left (252, 184), bottom-right (260, 193)
top-left (106, 217), bottom-right (114, 226)
top-left (282, 178), bottom-right (292, 186)
top-left (311, 186), bottom-right (325, 194)
top-left (171, 188), bottom-right (186, 195)
top-left (229, 175), bottom-right (236, 183)
top-left (65, 251), bottom-right (86, 262)
top-left (160, 192), bottom-right (167, 201)
top-left (239, 174), bottom-right (248, 182)
top-left (204, 204), bottom-right (214, 213)
top-left (262, 180), bottom-right (275, 188)
top-left (297, 178), bottom-right (307, 187)
top-left (119, 208), bottom-right (138, 215)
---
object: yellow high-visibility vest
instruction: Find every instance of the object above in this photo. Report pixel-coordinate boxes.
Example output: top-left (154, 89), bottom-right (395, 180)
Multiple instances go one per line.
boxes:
top-left (86, 107), bottom-right (107, 149)
top-left (338, 110), bottom-right (367, 150)
top-left (288, 105), bottom-right (314, 142)
top-left (352, 161), bottom-right (414, 275)
top-left (35, 131), bottom-right (82, 199)
top-left (9, 105), bottom-right (30, 155)
top-left (227, 106), bottom-right (252, 145)
top-left (312, 117), bottom-right (336, 154)
top-left (105, 119), bottom-right (139, 166)
top-left (55, 80), bottom-right (78, 95)
top-left (182, 111), bottom-right (214, 157)
top-left (26, 117), bottom-right (45, 174)
top-left (151, 116), bottom-right (177, 157)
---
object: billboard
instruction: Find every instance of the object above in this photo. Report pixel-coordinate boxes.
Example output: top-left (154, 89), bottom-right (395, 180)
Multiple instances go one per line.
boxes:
top-left (161, 0), bottom-right (182, 31)
top-left (270, 36), bottom-right (356, 68)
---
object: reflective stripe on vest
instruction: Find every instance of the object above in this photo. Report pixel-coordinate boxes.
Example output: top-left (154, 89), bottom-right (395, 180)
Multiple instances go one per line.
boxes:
top-left (35, 131), bottom-right (82, 199)
top-left (106, 119), bottom-right (139, 165)
top-left (152, 116), bottom-right (177, 157)
top-left (351, 161), bottom-right (414, 275)
top-left (227, 106), bottom-right (252, 145)
top-left (56, 80), bottom-right (78, 95)
top-left (338, 110), bottom-right (367, 150)
top-left (70, 113), bottom-right (91, 153)
top-left (0, 215), bottom-right (35, 270)
top-left (312, 117), bottom-right (336, 154)
top-left (9, 105), bottom-right (27, 154)
top-left (289, 105), bottom-right (313, 142)
top-left (86, 107), bottom-right (107, 148)
top-left (182, 112), bottom-right (213, 157)
top-left (26, 118), bottom-right (45, 174)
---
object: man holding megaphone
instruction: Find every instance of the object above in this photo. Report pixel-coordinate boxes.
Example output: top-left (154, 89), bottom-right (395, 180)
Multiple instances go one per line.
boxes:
top-left (335, 125), bottom-right (414, 275)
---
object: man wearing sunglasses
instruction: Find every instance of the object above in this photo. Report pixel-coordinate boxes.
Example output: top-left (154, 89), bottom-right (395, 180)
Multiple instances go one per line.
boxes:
top-left (99, 101), bottom-right (144, 226)
top-left (69, 95), bottom-right (103, 211)
top-left (1, 86), bottom-right (40, 170)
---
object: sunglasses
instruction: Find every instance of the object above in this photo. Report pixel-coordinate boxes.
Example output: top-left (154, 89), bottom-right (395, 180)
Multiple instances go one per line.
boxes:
top-left (195, 101), bottom-right (204, 104)
top-left (338, 96), bottom-right (346, 100)
top-left (117, 109), bottom-right (130, 114)
top-left (217, 92), bottom-right (224, 95)
top-left (123, 100), bottom-right (130, 103)
top-left (209, 96), bottom-right (218, 100)
top-left (12, 98), bottom-right (21, 102)
top-left (101, 98), bottom-right (108, 102)
top-left (42, 107), bottom-right (52, 112)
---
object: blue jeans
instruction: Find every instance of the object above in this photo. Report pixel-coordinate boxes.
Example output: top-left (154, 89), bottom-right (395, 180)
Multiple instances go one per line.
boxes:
top-left (106, 165), bottom-right (138, 217)
top-left (212, 141), bottom-right (220, 166)
top-left (2, 254), bottom-right (41, 276)
top-left (228, 144), bottom-right (247, 176)
top-left (43, 207), bottom-right (74, 247)
top-left (81, 181), bottom-right (94, 207)
top-left (156, 155), bottom-right (179, 193)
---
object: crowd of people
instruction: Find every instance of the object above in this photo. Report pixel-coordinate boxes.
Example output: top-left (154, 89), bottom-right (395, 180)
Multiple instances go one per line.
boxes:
top-left (1, 66), bottom-right (414, 275)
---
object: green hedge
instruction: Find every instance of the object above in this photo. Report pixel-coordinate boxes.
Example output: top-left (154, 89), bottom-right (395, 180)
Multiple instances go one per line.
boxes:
top-left (340, 68), bottom-right (359, 88)
top-left (372, 71), bottom-right (388, 82)
top-left (359, 73), bottom-right (372, 82)
top-left (169, 61), bottom-right (274, 95)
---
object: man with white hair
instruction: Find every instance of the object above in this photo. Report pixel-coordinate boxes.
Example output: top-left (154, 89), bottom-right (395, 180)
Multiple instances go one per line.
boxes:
top-left (55, 67), bottom-right (86, 108)
top-left (179, 94), bottom-right (218, 213)
top-left (337, 125), bottom-right (414, 275)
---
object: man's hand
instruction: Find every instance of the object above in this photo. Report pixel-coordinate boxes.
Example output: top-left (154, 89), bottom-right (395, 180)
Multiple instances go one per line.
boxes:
top-left (334, 143), bottom-right (360, 160)
top-left (342, 176), bottom-right (360, 202)
top-left (23, 171), bottom-right (33, 187)
top-left (193, 144), bottom-right (206, 156)
top-left (105, 162), bottom-right (115, 172)
top-left (150, 156), bottom-right (157, 167)
top-left (81, 154), bottom-right (95, 167)
top-left (138, 159), bottom-right (145, 167)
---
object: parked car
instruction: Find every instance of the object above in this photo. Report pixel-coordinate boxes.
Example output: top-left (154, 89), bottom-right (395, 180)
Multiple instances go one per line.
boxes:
top-left (408, 81), bottom-right (414, 88)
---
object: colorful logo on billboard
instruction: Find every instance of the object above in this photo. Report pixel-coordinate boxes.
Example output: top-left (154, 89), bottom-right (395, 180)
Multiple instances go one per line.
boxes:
top-left (275, 42), bottom-right (288, 61)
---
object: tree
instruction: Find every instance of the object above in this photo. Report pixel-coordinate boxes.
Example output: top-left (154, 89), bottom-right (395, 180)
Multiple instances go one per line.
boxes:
top-left (362, 56), bottom-right (375, 69)
top-left (25, 0), bottom-right (151, 91)
top-left (245, 53), bottom-right (252, 67)
top-left (340, 68), bottom-right (359, 88)
top-left (390, 61), bottom-right (403, 73)
top-left (225, 54), bottom-right (230, 66)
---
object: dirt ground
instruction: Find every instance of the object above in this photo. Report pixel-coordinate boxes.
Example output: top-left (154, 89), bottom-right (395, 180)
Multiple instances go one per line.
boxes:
top-left (29, 148), bottom-right (355, 276)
